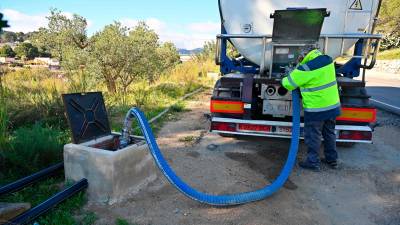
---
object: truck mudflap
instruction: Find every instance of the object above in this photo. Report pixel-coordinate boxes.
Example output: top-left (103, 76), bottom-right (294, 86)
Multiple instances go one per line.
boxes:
top-left (211, 117), bottom-right (373, 144)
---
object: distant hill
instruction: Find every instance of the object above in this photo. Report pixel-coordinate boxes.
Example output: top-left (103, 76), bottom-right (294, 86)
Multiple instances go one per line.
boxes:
top-left (178, 48), bottom-right (203, 55)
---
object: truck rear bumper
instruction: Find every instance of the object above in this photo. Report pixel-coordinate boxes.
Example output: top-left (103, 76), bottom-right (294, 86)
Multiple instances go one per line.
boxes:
top-left (211, 117), bottom-right (373, 144)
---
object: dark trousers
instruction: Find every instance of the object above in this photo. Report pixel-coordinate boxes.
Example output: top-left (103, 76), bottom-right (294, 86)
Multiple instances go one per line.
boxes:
top-left (304, 119), bottom-right (338, 166)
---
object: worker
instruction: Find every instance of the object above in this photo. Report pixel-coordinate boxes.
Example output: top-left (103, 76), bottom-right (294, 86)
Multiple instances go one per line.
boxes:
top-left (282, 48), bottom-right (341, 172)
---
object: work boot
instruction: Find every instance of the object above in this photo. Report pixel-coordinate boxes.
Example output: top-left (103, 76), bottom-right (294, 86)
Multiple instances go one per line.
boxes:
top-left (299, 161), bottom-right (321, 172)
top-left (322, 159), bottom-right (338, 169)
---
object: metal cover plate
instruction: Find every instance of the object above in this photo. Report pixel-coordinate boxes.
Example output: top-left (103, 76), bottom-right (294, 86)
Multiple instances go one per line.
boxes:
top-left (62, 92), bottom-right (111, 144)
top-left (272, 8), bottom-right (328, 43)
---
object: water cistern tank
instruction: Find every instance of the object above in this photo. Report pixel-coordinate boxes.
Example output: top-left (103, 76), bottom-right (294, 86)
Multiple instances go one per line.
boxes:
top-left (219, 0), bottom-right (381, 66)
top-left (62, 92), bottom-right (158, 205)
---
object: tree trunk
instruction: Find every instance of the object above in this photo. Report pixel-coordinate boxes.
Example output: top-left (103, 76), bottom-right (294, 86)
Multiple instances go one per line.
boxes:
top-left (106, 79), bottom-right (117, 93)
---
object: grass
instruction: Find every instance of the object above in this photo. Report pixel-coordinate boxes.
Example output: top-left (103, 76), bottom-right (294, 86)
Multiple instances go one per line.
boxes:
top-left (378, 48), bottom-right (400, 60)
top-left (0, 124), bottom-right (68, 181)
top-left (115, 218), bottom-right (135, 225)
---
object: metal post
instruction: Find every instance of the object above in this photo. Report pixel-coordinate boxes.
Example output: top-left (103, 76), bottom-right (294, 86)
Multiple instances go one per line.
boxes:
top-left (260, 37), bottom-right (267, 76)
top-left (215, 37), bottom-right (221, 65)
top-left (323, 37), bottom-right (329, 54)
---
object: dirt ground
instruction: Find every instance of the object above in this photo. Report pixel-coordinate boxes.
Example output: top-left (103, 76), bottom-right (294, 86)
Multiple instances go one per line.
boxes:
top-left (88, 91), bottom-right (400, 225)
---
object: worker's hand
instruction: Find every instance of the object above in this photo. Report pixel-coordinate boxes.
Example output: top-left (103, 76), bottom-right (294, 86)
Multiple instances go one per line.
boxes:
top-left (284, 66), bottom-right (294, 77)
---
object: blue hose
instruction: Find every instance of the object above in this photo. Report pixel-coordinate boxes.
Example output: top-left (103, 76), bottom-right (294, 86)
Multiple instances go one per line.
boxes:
top-left (129, 90), bottom-right (301, 206)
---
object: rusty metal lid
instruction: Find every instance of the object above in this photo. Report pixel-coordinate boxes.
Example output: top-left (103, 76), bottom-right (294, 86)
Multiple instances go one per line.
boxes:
top-left (62, 92), bottom-right (111, 144)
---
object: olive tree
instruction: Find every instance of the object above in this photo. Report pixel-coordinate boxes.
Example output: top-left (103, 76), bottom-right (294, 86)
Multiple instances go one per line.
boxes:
top-left (89, 22), bottom-right (133, 93)
top-left (0, 45), bottom-right (15, 57)
top-left (31, 8), bottom-right (89, 61)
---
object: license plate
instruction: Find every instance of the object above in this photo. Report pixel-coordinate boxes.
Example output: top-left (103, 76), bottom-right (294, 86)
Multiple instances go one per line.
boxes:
top-left (275, 126), bottom-right (304, 136)
top-left (277, 126), bottom-right (292, 134)
top-left (263, 100), bottom-right (293, 116)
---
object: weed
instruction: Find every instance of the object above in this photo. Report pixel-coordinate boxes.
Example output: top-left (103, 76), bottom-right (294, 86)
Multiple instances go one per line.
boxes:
top-left (179, 136), bottom-right (196, 143)
top-left (116, 218), bottom-right (131, 225)
top-left (79, 211), bottom-right (98, 225)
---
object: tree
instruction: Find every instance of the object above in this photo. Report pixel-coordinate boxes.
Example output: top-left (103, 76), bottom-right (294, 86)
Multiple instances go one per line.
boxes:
top-left (14, 42), bottom-right (39, 59)
top-left (126, 22), bottom-right (160, 83)
top-left (157, 42), bottom-right (180, 73)
top-left (0, 31), bottom-right (17, 43)
top-left (31, 8), bottom-right (89, 61)
top-left (0, 13), bottom-right (9, 33)
top-left (89, 22), bottom-right (131, 93)
top-left (0, 45), bottom-right (15, 57)
top-left (378, 0), bottom-right (400, 35)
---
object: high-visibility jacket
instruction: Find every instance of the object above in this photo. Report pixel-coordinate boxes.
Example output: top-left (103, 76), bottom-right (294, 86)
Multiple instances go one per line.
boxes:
top-left (282, 49), bottom-right (341, 122)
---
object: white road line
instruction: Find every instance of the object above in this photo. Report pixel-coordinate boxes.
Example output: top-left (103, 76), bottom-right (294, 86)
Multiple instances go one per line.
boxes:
top-left (371, 98), bottom-right (400, 111)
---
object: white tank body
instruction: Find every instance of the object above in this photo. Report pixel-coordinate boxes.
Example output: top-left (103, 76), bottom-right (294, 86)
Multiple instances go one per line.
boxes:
top-left (219, 0), bottom-right (380, 66)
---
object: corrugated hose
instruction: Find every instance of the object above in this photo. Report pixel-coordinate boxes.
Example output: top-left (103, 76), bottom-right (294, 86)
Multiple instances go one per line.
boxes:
top-left (124, 89), bottom-right (301, 206)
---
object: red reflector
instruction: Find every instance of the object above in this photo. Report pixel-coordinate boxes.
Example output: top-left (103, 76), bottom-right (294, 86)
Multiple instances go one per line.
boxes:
top-left (211, 122), bottom-right (236, 132)
top-left (238, 124), bottom-right (271, 132)
top-left (339, 130), bottom-right (372, 141)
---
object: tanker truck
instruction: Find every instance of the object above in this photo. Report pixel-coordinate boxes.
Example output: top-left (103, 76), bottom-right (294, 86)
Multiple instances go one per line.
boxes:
top-left (210, 0), bottom-right (383, 144)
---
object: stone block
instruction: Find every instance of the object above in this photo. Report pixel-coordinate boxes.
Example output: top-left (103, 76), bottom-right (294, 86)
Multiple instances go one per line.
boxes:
top-left (0, 202), bottom-right (30, 224)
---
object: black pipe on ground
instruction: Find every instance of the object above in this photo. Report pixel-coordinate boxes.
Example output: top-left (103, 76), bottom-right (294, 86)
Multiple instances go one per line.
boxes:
top-left (6, 179), bottom-right (88, 225)
top-left (0, 162), bottom-right (64, 196)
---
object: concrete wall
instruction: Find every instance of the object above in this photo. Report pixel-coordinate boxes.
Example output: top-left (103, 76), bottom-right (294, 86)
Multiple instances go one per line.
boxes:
top-left (64, 135), bottom-right (158, 205)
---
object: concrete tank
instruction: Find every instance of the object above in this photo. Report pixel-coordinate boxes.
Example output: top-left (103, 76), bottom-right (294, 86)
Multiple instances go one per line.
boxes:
top-left (219, 0), bottom-right (380, 66)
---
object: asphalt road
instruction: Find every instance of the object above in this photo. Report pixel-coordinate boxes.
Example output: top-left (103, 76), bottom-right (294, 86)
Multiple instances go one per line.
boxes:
top-left (364, 70), bottom-right (400, 115)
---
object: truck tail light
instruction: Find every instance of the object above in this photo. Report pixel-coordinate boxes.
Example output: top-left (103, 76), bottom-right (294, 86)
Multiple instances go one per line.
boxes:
top-left (337, 108), bottom-right (377, 123)
top-left (211, 122), bottom-right (236, 132)
top-left (339, 130), bottom-right (372, 141)
top-left (210, 100), bottom-right (244, 114)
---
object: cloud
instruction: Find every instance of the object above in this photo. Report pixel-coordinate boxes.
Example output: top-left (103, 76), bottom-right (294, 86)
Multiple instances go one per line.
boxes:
top-left (120, 18), bottom-right (219, 49)
top-left (2, 9), bottom-right (93, 33)
top-left (2, 9), bottom-right (48, 33)
top-left (120, 18), bottom-right (166, 34)
top-left (187, 22), bottom-right (220, 34)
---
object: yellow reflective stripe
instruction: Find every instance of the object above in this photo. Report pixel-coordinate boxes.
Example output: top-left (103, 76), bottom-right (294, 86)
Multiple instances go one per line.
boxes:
top-left (287, 75), bottom-right (298, 88)
top-left (301, 81), bottom-right (337, 93)
top-left (301, 64), bottom-right (310, 71)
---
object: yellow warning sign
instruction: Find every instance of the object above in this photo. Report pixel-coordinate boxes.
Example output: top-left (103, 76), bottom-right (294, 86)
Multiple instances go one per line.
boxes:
top-left (350, 0), bottom-right (363, 10)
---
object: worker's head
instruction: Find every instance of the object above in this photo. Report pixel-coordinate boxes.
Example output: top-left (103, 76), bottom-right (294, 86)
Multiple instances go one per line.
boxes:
top-left (297, 48), bottom-right (322, 65)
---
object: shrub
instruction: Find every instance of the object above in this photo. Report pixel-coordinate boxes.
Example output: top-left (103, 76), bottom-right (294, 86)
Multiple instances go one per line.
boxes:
top-left (2, 124), bottom-right (67, 176)
top-left (380, 34), bottom-right (400, 51)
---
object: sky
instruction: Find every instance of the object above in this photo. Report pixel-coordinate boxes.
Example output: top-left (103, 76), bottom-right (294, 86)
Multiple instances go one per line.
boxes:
top-left (0, 0), bottom-right (221, 49)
